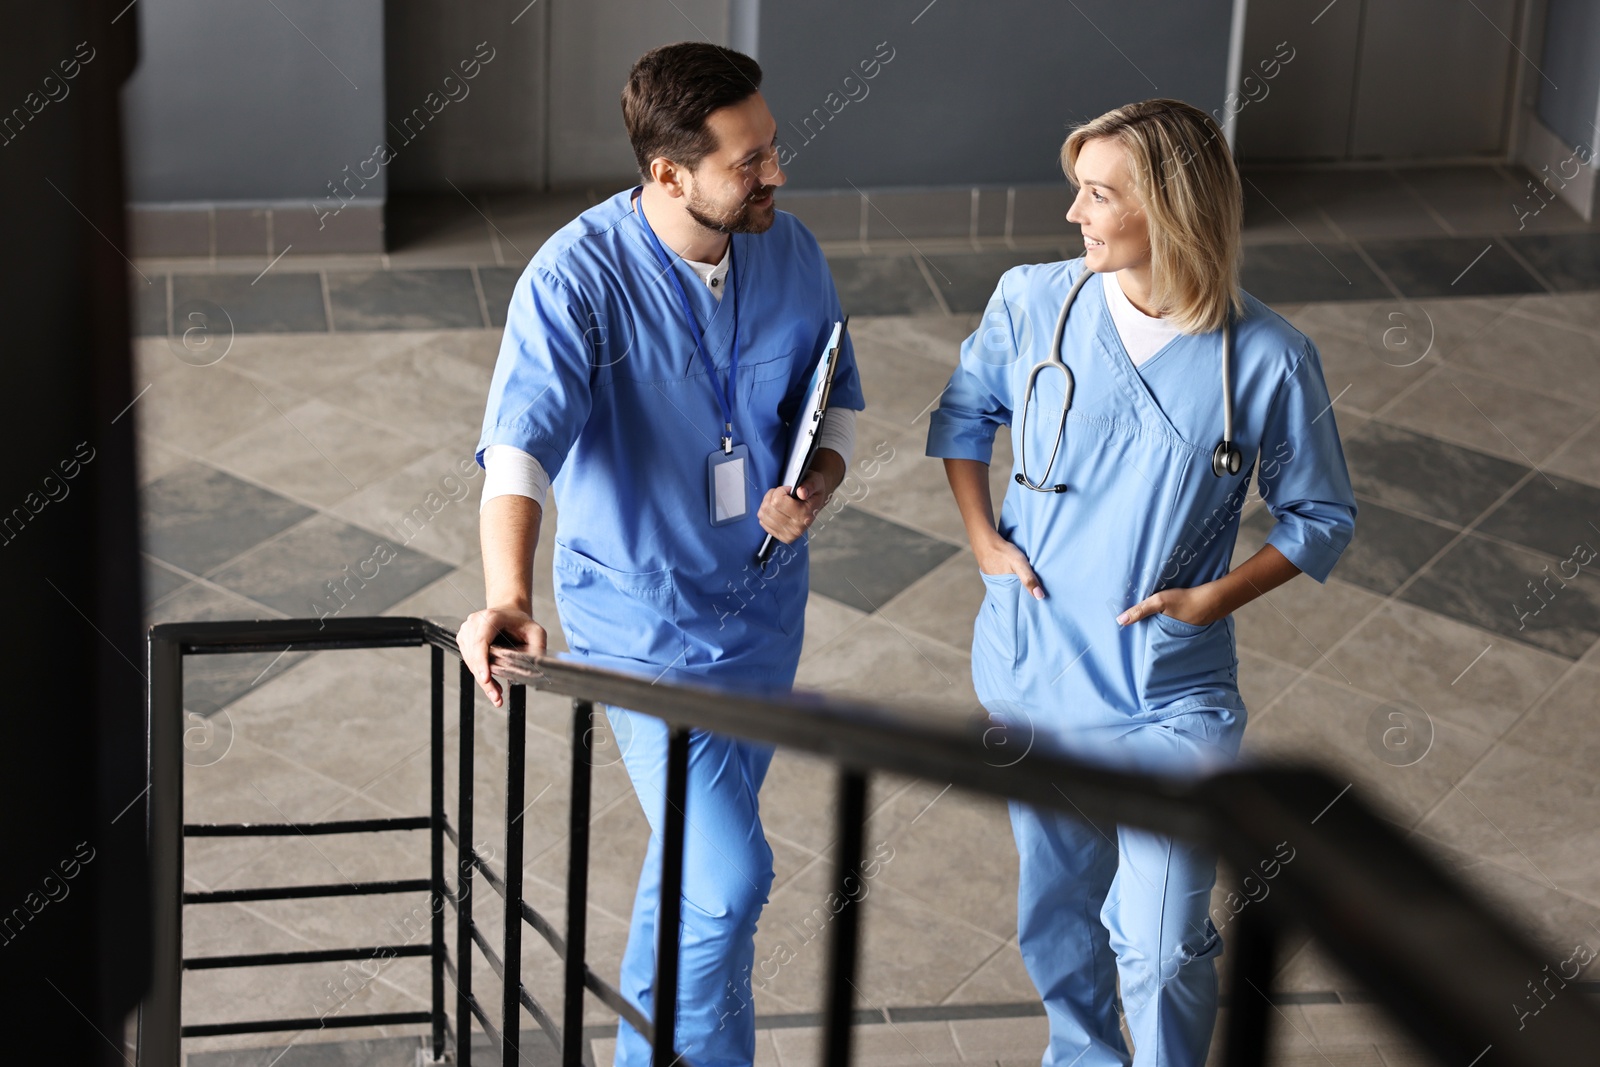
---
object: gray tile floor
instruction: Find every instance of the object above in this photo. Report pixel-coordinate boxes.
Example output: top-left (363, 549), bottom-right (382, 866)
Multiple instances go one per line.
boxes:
top-left (140, 169), bottom-right (1600, 1065)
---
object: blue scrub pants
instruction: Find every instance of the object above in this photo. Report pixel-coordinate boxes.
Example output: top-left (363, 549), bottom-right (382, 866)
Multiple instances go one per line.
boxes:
top-left (1012, 799), bottom-right (1224, 1067)
top-left (607, 706), bottom-right (775, 1067)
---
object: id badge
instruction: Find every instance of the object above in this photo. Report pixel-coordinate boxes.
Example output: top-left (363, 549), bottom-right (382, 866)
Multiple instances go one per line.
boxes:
top-left (707, 443), bottom-right (751, 526)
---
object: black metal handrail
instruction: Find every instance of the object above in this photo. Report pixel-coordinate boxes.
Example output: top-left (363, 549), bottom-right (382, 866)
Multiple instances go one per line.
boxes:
top-left (137, 616), bottom-right (1600, 1066)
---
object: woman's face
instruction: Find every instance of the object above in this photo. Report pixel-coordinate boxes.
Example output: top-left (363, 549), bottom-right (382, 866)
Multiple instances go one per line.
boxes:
top-left (1065, 136), bottom-right (1150, 273)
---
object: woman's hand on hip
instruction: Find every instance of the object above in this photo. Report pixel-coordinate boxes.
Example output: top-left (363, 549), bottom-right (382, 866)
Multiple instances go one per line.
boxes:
top-left (1117, 582), bottom-right (1224, 627)
top-left (976, 536), bottom-right (1046, 600)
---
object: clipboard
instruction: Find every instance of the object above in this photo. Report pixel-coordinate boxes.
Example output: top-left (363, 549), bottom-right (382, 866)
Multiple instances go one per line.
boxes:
top-left (755, 318), bottom-right (848, 567)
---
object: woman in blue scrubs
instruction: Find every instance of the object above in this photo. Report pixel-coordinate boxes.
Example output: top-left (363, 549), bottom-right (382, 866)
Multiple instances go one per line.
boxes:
top-left (927, 99), bottom-right (1357, 1066)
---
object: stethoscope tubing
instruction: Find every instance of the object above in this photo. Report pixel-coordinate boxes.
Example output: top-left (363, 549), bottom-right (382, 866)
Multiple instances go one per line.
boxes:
top-left (1016, 267), bottom-right (1237, 492)
top-left (1015, 269), bottom-right (1093, 493)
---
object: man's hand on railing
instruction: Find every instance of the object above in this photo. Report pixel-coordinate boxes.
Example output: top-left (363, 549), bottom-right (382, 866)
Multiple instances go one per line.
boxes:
top-left (457, 607), bottom-right (547, 708)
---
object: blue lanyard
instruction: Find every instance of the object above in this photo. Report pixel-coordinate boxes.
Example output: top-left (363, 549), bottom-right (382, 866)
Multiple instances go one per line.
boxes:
top-left (635, 199), bottom-right (740, 452)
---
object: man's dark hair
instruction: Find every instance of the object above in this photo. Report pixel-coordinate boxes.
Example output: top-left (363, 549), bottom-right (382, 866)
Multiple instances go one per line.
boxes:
top-left (622, 43), bottom-right (763, 179)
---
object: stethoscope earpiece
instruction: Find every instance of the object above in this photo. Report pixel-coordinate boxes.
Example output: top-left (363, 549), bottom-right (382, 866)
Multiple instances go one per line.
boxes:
top-left (1014, 472), bottom-right (1067, 492)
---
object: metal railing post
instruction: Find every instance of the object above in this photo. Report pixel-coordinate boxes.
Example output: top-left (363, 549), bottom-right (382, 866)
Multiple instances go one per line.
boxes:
top-left (502, 685), bottom-right (527, 1066)
top-left (457, 661), bottom-right (476, 1067)
top-left (562, 700), bottom-right (596, 1067)
top-left (136, 629), bottom-right (184, 1067)
top-left (651, 726), bottom-right (691, 1067)
top-left (821, 770), bottom-right (868, 1067)
top-left (430, 646), bottom-right (447, 1062)
top-left (1220, 907), bottom-right (1277, 1067)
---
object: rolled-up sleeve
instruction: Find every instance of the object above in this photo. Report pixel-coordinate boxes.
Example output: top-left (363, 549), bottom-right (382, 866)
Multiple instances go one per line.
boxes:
top-left (475, 266), bottom-right (594, 482)
top-left (925, 273), bottom-right (1019, 463)
top-left (1257, 340), bottom-right (1358, 583)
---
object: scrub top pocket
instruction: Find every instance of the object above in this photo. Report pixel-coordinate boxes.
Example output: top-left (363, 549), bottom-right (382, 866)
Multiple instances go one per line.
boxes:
top-left (1152, 611), bottom-right (1213, 637)
top-left (1139, 612), bottom-right (1237, 712)
top-left (553, 541), bottom-right (687, 669)
top-left (740, 352), bottom-right (803, 462)
top-left (976, 571), bottom-right (1023, 675)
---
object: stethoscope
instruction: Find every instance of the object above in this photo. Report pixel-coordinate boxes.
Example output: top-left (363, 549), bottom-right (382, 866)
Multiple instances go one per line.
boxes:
top-left (1014, 270), bottom-right (1242, 493)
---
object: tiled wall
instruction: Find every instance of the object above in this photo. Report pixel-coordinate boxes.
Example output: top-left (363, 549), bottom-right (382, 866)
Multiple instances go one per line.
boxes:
top-left (124, 185), bottom-right (1079, 257)
top-left (778, 186), bottom-right (1075, 244)
top-left (129, 200), bottom-right (386, 258)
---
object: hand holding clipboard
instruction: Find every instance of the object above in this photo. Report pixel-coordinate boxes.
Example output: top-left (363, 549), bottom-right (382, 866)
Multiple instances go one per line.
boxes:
top-left (755, 318), bottom-right (848, 567)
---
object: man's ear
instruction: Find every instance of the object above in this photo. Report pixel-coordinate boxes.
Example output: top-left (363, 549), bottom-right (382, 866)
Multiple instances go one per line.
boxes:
top-left (649, 157), bottom-right (687, 198)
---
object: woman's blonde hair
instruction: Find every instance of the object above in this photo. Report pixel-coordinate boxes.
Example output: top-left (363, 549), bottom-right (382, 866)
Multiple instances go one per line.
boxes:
top-left (1061, 99), bottom-right (1242, 334)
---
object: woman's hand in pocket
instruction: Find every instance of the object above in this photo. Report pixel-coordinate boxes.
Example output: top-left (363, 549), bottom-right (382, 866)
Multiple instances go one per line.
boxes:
top-left (977, 535), bottom-right (1045, 600)
top-left (1116, 582), bottom-right (1223, 627)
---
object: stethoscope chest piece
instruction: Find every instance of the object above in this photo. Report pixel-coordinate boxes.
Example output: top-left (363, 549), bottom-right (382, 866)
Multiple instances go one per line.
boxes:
top-left (1211, 440), bottom-right (1242, 478)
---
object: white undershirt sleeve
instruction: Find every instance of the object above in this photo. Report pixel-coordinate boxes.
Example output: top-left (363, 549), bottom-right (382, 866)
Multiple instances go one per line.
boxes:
top-left (481, 444), bottom-right (552, 511)
top-left (815, 406), bottom-right (857, 466)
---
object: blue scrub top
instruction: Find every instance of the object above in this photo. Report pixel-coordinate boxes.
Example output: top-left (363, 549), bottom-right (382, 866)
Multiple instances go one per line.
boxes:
top-left (477, 188), bottom-right (864, 690)
top-left (928, 259), bottom-right (1356, 739)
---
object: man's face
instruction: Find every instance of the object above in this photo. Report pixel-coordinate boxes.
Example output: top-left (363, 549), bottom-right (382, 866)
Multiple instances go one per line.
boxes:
top-left (679, 92), bottom-right (786, 235)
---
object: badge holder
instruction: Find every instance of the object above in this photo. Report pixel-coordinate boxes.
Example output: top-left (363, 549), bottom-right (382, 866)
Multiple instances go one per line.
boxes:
top-left (707, 442), bottom-right (751, 527)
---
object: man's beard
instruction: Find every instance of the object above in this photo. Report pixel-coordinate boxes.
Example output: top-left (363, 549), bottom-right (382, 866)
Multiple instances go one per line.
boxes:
top-left (685, 185), bottom-right (778, 235)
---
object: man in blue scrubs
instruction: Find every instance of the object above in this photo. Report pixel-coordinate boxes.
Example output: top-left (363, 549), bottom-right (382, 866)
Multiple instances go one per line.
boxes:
top-left (456, 43), bottom-right (864, 1067)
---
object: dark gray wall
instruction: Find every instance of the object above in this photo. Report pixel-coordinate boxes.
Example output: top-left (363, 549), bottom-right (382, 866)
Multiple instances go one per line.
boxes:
top-left (1537, 0), bottom-right (1600, 153)
top-left (1235, 0), bottom-right (1360, 161)
top-left (546, 0), bottom-right (731, 185)
top-left (121, 0), bottom-right (384, 202)
top-left (1237, 0), bottom-right (1519, 163)
top-left (757, 0), bottom-right (1236, 190)
top-left (385, 0), bottom-right (548, 192)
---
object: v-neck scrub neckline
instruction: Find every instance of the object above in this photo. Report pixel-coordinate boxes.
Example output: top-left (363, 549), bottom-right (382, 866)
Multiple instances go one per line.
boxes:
top-left (1100, 269), bottom-right (1185, 369)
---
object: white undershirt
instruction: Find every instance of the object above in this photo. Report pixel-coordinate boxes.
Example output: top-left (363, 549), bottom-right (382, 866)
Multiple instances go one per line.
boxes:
top-left (1103, 269), bottom-right (1185, 367)
top-left (482, 246), bottom-right (857, 510)
top-left (684, 247), bottom-right (731, 297)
